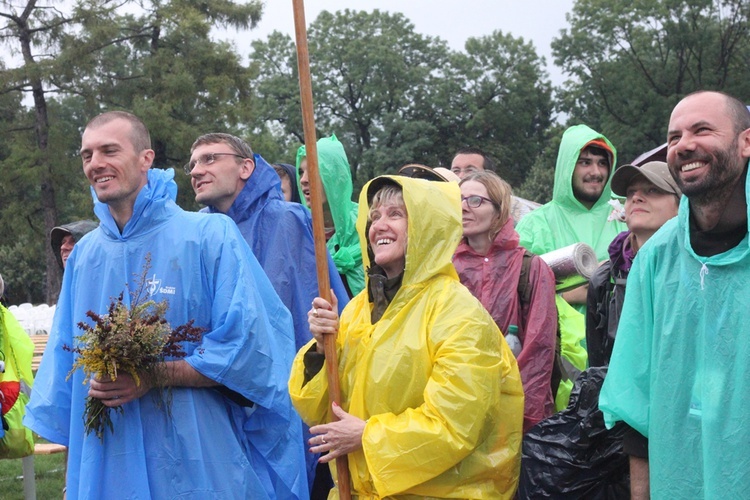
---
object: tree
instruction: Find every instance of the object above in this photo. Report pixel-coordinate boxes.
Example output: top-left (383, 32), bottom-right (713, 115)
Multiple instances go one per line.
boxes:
top-left (251, 10), bottom-right (553, 191)
top-left (449, 31), bottom-right (553, 187)
top-left (552, 0), bottom-right (750, 162)
top-left (54, 0), bottom-right (264, 207)
top-left (516, 124), bottom-right (564, 203)
top-left (251, 9), bottom-right (454, 188)
top-left (0, 0), bottom-right (265, 303)
top-left (0, 0), bottom-right (83, 302)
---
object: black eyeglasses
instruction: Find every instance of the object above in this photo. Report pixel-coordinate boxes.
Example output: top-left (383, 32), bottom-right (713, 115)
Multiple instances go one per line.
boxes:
top-left (184, 153), bottom-right (247, 175)
top-left (461, 195), bottom-right (495, 208)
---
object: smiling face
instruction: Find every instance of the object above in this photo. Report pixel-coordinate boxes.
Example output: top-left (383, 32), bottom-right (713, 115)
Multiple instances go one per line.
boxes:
top-left (666, 92), bottom-right (748, 200)
top-left (190, 141), bottom-right (253, 213)
top-left (572, 148), bottom-right (610, 208)
top-left (625, 177), bottom-right (679, 241)
top-left (460, 180), bottom-right (498, 241)
top-left (368, 189), bottom-right (408, 279)
top-left (80, 118), bottom-right (153, 223)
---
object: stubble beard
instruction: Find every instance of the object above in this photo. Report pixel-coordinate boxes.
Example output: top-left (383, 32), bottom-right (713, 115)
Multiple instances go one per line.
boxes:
top-left (674, 137), bottom-right (744, 207)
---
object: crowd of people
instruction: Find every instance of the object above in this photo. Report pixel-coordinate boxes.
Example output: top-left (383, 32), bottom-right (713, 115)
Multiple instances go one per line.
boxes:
top-left (12, 89), bottom-right (750, 499)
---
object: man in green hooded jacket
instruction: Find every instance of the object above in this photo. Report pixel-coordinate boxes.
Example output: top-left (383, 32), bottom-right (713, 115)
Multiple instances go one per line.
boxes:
top-left (516, 125), bottom-right (625, 313)
top-left (296, 135), bottom-right (365, 297)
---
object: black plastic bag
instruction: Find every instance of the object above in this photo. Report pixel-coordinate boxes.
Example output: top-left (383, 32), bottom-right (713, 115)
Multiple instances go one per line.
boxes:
top-left (518, 367), bottom-right (629, 499)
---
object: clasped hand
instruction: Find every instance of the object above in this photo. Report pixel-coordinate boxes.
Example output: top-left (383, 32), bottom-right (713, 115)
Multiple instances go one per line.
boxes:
top-left (308, 292), bottom-right (340, 355)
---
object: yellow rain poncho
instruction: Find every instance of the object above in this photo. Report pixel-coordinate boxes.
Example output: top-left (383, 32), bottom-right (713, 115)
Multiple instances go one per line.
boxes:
top-left (289, 175), bottom-right (524, 498)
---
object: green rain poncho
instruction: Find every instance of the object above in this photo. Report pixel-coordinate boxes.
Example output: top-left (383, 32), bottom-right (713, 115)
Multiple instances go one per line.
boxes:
top-left (289, 176), bottom-right (524, 498)
top-left (599, 167), bottom-right (750, 498)
top-left (296, 135), bottom-right (365, 296)
top-left (516, 125), bottom-right (621, 400)
top-left (516, 124), bottom-right (625, 263)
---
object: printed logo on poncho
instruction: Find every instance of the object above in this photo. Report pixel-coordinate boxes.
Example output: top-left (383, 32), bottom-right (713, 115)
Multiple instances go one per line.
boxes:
top-left (146, 273), bottom-right (176, 296)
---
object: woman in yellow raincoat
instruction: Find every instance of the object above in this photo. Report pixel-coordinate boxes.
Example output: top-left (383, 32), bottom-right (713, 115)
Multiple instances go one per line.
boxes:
top-left (289, 175), bottom-right (524, 498)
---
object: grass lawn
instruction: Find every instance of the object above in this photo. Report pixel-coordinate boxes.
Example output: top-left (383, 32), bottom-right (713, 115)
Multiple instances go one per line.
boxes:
top-left (0, 447), bottom-right (66, 500)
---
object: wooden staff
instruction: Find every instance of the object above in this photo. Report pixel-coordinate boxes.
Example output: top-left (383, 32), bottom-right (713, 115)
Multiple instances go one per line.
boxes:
top-left (291, 1), bottom-right (352, 497)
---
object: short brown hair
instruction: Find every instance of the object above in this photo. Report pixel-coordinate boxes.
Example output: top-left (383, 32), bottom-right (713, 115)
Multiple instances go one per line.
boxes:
top-left (191, 133), bottom-right (253, 158)
top-left (461, 171), bottom-right (513, 240)
top-left (85, 111), bottom-right (151, 152)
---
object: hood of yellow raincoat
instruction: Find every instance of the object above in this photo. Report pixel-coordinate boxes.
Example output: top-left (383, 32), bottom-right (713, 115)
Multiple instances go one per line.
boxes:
top-left (357, 175), bottom-right (462, 288)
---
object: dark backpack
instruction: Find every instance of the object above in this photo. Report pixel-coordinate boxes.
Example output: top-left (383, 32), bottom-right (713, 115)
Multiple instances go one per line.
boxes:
top-left (516, 250), bottom-right (568, 400)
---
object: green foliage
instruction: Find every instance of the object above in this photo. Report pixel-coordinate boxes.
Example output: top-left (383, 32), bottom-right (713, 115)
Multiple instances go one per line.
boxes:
top-left (250, 10), bottom-right (553, 192)
top-left (0, 0), bottom-right (264, 300)
top-left (0, 233), bottom-right (45, 304)
top-left (516, 125), bottom-right (565, 203)
top-left (53, 0), bottom-right (264, 208)
top-left (451, 31), bottom-right (553, 186)
top-left (552, 0), bottom-right (750, 162)
top-left (1, 1), bottom-right (746, 302)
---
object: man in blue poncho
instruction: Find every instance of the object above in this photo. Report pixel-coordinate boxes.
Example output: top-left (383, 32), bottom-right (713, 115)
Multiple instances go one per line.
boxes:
top-left (187, 133), bottom-right (349, 351)
top-left (600, 91), bottom-right (750, 498)
top-left (25, 111), bottom-right (303, 499)
top-left (187, 132), bottom-right (349, 496)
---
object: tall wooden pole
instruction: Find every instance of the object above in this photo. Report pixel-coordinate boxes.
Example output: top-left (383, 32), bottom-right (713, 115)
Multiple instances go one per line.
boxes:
top-left (291, 1), bottom-right (352, 497)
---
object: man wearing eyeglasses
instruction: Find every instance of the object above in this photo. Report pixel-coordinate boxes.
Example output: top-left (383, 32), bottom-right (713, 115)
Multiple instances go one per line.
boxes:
top-left (25, 111), bottom-right (304, 498)
top-left (450, 146), bottom-right (496, 180)
top-left (187, 133), bottom-right (349, 496)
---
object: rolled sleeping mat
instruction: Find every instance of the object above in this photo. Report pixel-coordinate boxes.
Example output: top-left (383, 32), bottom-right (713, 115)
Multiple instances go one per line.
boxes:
top-left (539, 243), bottom-right (598, 292)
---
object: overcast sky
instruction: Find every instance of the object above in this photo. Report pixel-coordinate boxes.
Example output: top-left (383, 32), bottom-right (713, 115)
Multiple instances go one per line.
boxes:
top-left (232, 0), bottom-right (576, 85)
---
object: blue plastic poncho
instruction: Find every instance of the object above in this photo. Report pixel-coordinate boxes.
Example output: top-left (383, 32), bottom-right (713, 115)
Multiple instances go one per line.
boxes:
top-left (290, 176), bottom-right (524, 498)
top-left (25, 169), bottom-right (304, 499)
top-left (599, 165), bottom-right (750, 498)
top-left (203, 153), bottom-right (349, 494)
top-left (296, 135), bottom-right (365, 296)
top-left (204, 154), bottom-right (349, 351)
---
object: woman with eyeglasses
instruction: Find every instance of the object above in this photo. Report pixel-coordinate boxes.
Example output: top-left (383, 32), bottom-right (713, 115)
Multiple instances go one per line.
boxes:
top-left (290, 175), bottom-right (523, 498)
top-left (453, 170), bottom-right (558, 432)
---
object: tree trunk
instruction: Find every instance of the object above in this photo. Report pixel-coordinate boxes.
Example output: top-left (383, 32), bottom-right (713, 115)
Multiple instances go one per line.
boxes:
top-left (17, 3), bottom-right (61, 304)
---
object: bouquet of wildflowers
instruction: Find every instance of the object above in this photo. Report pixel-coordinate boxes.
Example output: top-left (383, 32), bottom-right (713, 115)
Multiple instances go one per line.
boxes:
top-left (65, 255), bottom-right (204, 440)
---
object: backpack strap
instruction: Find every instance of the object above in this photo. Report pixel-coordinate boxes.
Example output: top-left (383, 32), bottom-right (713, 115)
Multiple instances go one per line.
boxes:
top-left (516, 250), bottom-right (535, 305)
top-left (517, 249), bottom-right (565, 400)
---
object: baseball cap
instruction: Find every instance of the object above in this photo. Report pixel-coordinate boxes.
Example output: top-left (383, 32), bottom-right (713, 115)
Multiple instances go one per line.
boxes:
top-left (610, 161), bottom-right (682, 197)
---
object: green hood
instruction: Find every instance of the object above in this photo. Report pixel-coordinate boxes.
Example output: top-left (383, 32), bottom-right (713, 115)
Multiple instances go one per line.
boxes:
top-left (516, 124), bottom-right (626, 267)
top-left (552, 124), bottom-right (617, 211)
top-left (296, 135), bottom-right (364, 295)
